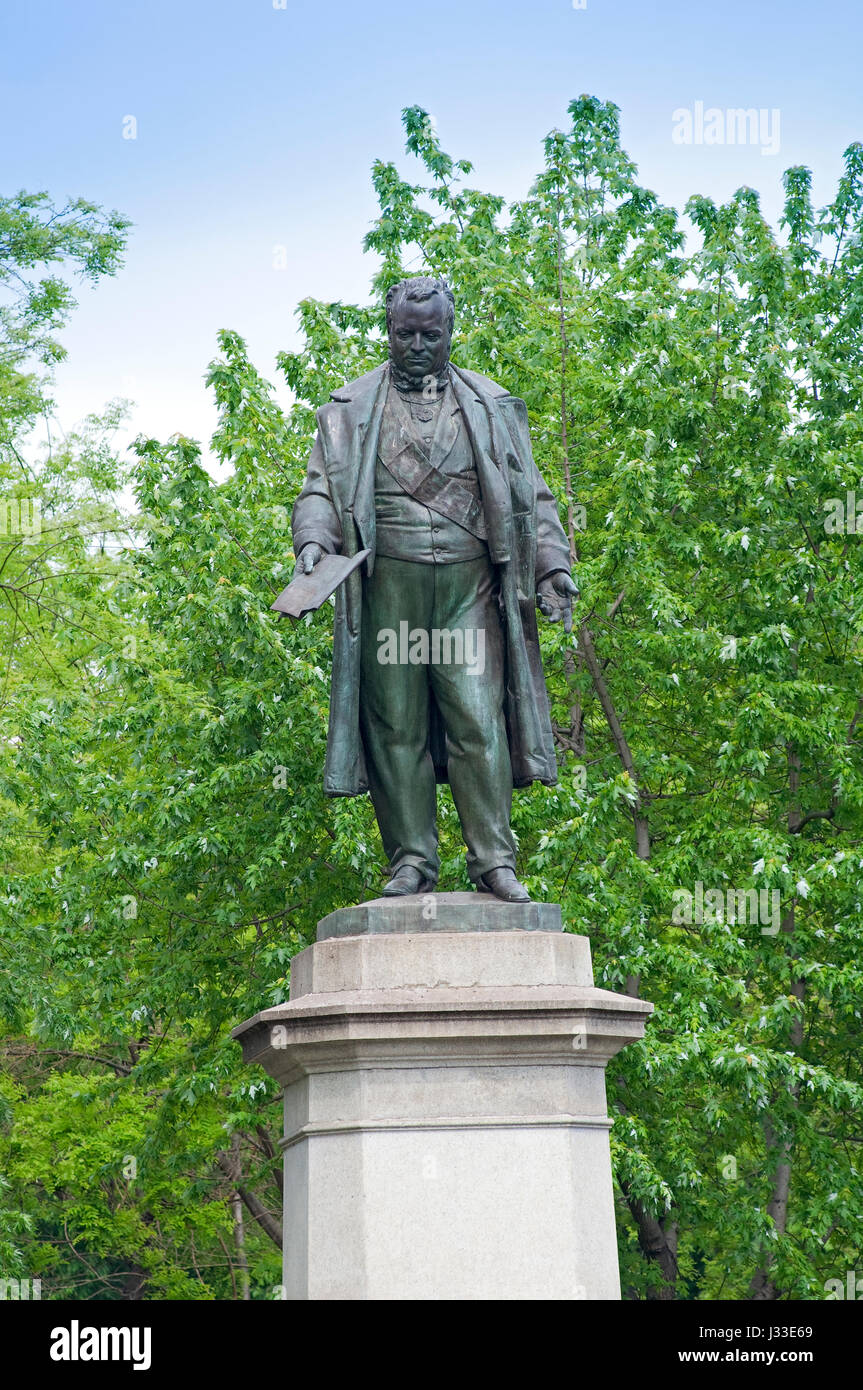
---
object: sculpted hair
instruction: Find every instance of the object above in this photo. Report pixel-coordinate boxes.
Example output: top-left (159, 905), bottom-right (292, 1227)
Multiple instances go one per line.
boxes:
top-left (385, 276), bottom-right (455, 332)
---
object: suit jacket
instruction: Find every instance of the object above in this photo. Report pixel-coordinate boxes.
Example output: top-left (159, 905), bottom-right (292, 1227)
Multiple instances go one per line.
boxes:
top-left (291, 361), bottom-right (572, 795)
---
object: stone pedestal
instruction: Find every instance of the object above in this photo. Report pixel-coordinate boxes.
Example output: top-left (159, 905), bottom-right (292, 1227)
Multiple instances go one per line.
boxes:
top-left (233, 894), bottom-right (652, 1301)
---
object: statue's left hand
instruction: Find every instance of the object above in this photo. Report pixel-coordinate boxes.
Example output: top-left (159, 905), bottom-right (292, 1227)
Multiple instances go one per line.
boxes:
top-left (536, 571), bottom-right (578, 634)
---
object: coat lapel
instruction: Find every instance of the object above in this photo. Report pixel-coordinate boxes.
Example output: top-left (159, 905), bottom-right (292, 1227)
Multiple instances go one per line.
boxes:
top-left (448, 368), bottom-right (512, 564)
top-left (428, 391), bottom-right (460, 472)
top-left (375, 382), bottom-right (415, 469)
top-left (346, 366), bottom-right (388, 571)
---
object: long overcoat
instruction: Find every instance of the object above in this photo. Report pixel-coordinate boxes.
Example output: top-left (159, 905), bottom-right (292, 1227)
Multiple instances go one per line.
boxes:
top-left (291, 361), bottom-right (572, 796)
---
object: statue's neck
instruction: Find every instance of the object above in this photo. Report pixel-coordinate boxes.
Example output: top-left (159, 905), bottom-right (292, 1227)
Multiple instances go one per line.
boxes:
top-left (388, 359), bottom-right (451, 397)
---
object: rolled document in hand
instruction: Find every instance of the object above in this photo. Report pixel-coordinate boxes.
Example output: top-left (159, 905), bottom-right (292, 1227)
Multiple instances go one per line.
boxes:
top-left (270, 549), bottom-right (371, 619)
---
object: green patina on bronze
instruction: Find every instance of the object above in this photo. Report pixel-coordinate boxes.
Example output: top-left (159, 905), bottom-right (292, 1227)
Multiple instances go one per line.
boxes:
top-left (291, 277), bottom-right (576, 896)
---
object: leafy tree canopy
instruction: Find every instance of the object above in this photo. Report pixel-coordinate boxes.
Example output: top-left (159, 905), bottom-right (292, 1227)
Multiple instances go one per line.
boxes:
top-left (2, 101), bottom-right (862, 1299)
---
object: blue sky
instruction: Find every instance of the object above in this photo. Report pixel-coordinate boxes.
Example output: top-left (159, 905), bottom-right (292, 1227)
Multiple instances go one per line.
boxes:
top-left (2, 0), bottom-right (861, 458)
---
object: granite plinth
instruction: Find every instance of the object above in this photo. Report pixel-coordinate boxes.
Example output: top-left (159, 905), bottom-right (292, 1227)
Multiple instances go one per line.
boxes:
top-left (233, 895), bottom-right (652, 1301)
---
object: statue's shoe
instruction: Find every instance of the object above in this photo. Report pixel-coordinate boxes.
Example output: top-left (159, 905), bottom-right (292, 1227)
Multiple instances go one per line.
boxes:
top-left (382, 866), bottom-right (434, 897)
top-left (477, 867), bottom-right (531, 903)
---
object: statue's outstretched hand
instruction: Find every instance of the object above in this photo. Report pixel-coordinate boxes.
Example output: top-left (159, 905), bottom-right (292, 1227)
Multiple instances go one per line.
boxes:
top-left (295, 543), bottom-right (323, 576)
top-left (536, 571), bottom-right (578, 634)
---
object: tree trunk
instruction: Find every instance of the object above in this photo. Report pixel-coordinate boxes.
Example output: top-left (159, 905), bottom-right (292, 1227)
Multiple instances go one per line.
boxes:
top-left (748, 742), bottom-right (805, 1299)
top-left (229, 1133), bottom-right (251, 1300)
top-left (622, 1186), bottom-right (679, 1299)
top-left (215, 1144), bottom-right (282, 1250)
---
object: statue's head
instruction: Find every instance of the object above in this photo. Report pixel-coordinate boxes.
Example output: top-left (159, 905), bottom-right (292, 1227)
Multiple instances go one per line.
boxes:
top-left (386, 276), bottom-right (454, 390)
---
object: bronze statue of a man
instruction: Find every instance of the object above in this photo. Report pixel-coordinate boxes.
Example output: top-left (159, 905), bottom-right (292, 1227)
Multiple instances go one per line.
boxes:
top-left (291, 276), bottom-right (576, 901)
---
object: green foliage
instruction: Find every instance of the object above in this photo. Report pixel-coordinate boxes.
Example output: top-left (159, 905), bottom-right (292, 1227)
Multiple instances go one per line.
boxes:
top-left (0, 192), bottom-right (129, 450)
top-left (2, 105), bottom-right (862, 1298)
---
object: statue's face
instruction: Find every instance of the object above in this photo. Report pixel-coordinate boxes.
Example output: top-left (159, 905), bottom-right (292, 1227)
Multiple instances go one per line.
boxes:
top-left (389, 294), bottom-right (451, 385)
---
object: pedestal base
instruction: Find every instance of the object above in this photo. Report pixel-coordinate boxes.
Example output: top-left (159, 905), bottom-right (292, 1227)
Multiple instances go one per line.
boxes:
top-left (233, 896), bottom-right (652, 1301)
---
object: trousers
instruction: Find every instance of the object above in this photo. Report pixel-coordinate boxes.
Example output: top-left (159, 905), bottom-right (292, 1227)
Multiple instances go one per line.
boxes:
top-left (359, 553), bottom-right (517, 885)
